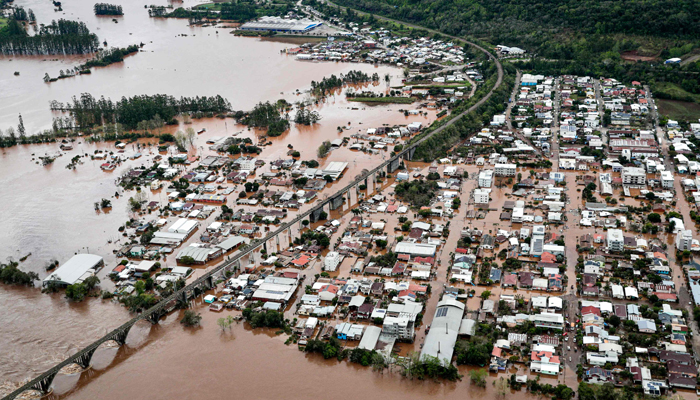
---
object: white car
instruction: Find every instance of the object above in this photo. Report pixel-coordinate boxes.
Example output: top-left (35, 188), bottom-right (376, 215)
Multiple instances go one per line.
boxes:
top-left (567, 346), bottom-right (571, 351)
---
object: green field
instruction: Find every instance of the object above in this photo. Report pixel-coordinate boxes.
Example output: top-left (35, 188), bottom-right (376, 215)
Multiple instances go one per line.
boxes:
top-left (0, 17), bottom-right (8, 29)
top-left (193, 3), bottom-right (222, 11)
top-left (348, 97), bottom-right (416, 104)
top-left (654, 81), bottom-right (700, 103)
top-left (657, 99), bottom-right (700, 122)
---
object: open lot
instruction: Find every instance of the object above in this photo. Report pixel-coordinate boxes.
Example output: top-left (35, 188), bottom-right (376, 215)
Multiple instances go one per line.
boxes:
top-left (657, 98), bottom-right (700, 121)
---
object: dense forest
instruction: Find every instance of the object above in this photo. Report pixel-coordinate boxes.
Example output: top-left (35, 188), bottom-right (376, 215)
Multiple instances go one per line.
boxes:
top-left (330, 0), bottom-right (699, 42)
top-left (0, 18), bottom-right (100, 55)
top-left (53, 94), bottom-right (232, 129)
top-left (94, 3), bottom-right (123, 15)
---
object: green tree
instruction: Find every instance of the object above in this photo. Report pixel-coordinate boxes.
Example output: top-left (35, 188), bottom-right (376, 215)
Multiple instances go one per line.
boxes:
top-left (469, 368), bottom-right (487, 387)
top-left (180, 310), bottom-right (202, 327)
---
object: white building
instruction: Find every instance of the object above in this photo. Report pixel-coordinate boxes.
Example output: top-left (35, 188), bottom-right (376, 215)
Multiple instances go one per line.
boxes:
top-left (473, 188), bottom-right (491, 204)
top-left (478, 169), bottom-right (494, 188)
top-left (621, 167), bottom-right (646, 185)
top-left (237, 157), bottom-right (258, 172)
top-left (607, 229), bottom-right (624, 252)
top-left (382, 315), bottom-right (414, 341)
top-left (494, 163), bottom-right (517, 176)
top-left (676, 230), bottom-right (693, 251)
top-left (324, 251), bottom-right (342, 272)
top-left (660, 171), bottom-right (674, 189)
top-left (43, 254), bottom-right (104, 287)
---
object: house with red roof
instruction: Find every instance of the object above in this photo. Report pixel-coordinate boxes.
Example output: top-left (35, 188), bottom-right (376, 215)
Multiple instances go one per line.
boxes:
top-left (582, 306), bottom-right (602, 316)
top-left (541, 252), bottom-right (557, 264)
top-left (292, 254), bottom-right (311, 267)
top-left (530, 351), bottom-right (561, 375)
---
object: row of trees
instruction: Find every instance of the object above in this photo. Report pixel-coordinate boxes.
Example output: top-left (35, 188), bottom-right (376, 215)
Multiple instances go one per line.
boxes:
top-left (94, 3), bottom-right (123, 15)
top-left (55, 93), bottom-right (232, 129)
top-left (0, 19), bottom-right (100, 55)
top-left (10, 6), bottom-right (36, 22)
top-left (82, 44), bottom-right (140, 68)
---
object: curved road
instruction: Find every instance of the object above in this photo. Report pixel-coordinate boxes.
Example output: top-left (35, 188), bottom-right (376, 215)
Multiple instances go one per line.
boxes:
top-left (3, 9), bottom-right (505, 400)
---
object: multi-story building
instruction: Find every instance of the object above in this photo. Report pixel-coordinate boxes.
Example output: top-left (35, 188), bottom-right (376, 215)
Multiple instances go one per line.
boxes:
top-left (382, 315), bottom-right (415, 341)
top-left (676, 230), bottom-right (693, 251)
top-left (621, 167), bottom-right (646, 185)
top-left (478, 169), bottom-right (494, 188)
top-left (607, 229), bottom-right (624, 252)
top-left (494, 163), bottom-right (517, 176)
top-left (661, 171), bottom-right (674, 189)
top-left (323, 251), bottom-right (341, 272)
top-left (473, 188), bottom-right (490, 204)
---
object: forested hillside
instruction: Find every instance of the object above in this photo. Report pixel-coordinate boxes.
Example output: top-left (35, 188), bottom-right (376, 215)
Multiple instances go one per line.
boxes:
top-left (329, 0), bottom-right (699, 60)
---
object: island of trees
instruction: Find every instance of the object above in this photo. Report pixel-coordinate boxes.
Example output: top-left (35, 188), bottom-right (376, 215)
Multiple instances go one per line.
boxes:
top-left (52, 93), bottom-right (232, 129)
top-left (0, 18), bottom-right (99, 55)
top-left (44, 44), bottom-right (142, 83)
top-left (239, 101), bottom-right (290, 137)
top-left (94, 3), bottom-right (124, 15)
top-left (311, 70), bottom-right (379, 97)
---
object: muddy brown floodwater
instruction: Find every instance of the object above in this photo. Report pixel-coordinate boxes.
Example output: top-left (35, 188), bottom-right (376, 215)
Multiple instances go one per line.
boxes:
top-left (0, 0), bottom-right (440, 392)
top-left (53, 301), bottom-right (530, 400)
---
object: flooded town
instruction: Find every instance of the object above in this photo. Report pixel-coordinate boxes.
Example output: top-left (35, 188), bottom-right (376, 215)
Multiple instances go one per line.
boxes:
top-left (2, 0), bottom-right (700, 399)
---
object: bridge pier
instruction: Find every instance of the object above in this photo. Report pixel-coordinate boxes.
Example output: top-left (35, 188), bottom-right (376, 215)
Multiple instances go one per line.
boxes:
top-left (329, 194), bottom-right (344, 211)
top-left (111, 324), bottom-right (133, 345)
top-left (403, 147), bottom-right (415, 161)
top-left (31, 371), bottom-right (58, 395)
top-left (74, 348), bottom-right (97, 369)
top-left (387, 157), bottom-right (400, 174)
top-left (178, 290), bottom-right (188, 308)
top-left (146, 310), bottom-right (162, 325)
top-left (309, 207), bottom-right (323, 223)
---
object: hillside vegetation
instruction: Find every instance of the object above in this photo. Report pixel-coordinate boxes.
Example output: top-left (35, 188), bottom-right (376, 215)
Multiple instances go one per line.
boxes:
top-left (332, 0), bottom-right (698, 56)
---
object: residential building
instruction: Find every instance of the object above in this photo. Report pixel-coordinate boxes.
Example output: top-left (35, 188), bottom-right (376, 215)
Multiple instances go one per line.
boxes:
top-left (607, 229), bottom-right (624, 252)
top-left (661, 171), bottom-right (674, 189)
top-left (494, 163), bottom-right (517, 176)
top-left (621, 167), bottom-right (646, 185)
top-left (478, 169), bottom-right (494, 188)
top-left (324, 251), bottom-right (342, 272)
top-left (473, 188), bottom-right (491, 204)
top-left (676, 230), bottom-right (693, 251)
